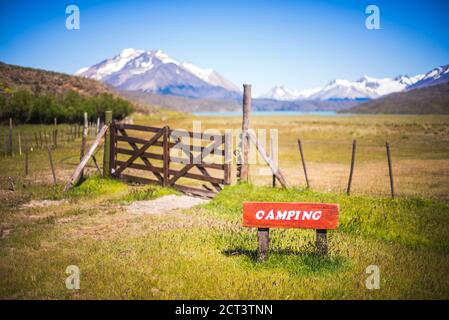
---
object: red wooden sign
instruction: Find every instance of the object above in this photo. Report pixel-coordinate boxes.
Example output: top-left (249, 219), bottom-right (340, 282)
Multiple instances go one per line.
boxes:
top-left (243, 202), bottom-right (339, 230)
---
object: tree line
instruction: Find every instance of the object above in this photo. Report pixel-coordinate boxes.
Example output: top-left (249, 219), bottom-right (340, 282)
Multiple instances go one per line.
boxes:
top-left (0, 89), bottom-right (134, 124)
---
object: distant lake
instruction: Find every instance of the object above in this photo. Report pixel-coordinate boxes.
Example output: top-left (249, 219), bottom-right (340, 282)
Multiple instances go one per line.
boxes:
top-left (192, 111), bottom-right (352, 117)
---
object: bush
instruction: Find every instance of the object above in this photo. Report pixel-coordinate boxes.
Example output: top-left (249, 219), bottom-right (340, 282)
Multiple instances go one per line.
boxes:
top-left (0, 89), bottom-right (133, 124)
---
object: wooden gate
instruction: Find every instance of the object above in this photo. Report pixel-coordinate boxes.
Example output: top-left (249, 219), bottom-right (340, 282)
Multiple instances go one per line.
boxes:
top-left (110, 121), bottom-right (231, 198)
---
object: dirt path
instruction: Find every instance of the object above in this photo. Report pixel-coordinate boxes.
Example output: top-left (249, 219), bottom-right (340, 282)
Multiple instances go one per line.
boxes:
top-left (125, 194), bottom-right (209, 215)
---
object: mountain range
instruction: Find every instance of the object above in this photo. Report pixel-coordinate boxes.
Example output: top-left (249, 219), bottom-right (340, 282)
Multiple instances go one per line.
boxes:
top-left (76, 49), bottom-right (449, 113)
top-left (76, 49), bottom-right (240, 100)
top-left (0, 61), bottom-right (115, 97)
top-left (259, 67), bottom-right (448, 101)
top-left (342, 83), bottom-right (449, 114)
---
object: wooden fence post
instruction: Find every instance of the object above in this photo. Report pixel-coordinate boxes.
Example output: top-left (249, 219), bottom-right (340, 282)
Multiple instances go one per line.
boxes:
top-left (64, 125), bottom-right (109, 191)
top-left (80, 112), bottom-right (88, 180)
top-left (240, 84), bottom-right (251, 182)
top-left (103, 110), bottom-right (112, 177)
top-left (297, 139), bottom-right (310, 188)
top-left (270, 132), bottom-right (277, 187)
top-left (257, 228), bottom-right (269, 261)
top-left (25, 143), bottom-right (29, 176)
top-left (224, 130), bottom-right (232, 185)
top-left (347, 140), bottom-right (357, 195)
top-left (18, 133), bottom-right (22, 156)
top-left (162, 126), bottom-right (170, 186)
top-left (3, 133), bottom-right (6, 156)
top-left (247, 130), bottom-right (289, 188)
top-left (54, 117), bottom-right (58, 148)
top-left (109, 119), bottom-right (116, 177)
top-left (47, 146), bottom-right (57, 185)
top-left (44, 131), bottom-right (48, 147)
top-left (8, 118), bottom-right (13, 156)
top-left (96, 117), bottom-right (100, 134)
top-left (39, 131), bottom-right (43, 149)
top-left (34, 132), bottom-right (38, 149)
top-left (386, 142), bottom-right (395, 199)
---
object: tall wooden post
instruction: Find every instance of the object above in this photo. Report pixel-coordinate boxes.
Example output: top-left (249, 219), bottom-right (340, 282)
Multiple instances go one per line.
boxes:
top-left (103, 111), bottom-right (113, 177)
top-left (8, 118), bottom-right (13, 156)
top-left (257, 228), bottom-right (269, 261)
top-left (80, 112), bottom-right (88, 180)
top-left (240, 84), bottom-right (251, 182)
top-left (386, 142), bottom-right (395, 199)
top-left (96, 117), bottom-right (100, 134)
top-left (25, 143), bottom-right (29, 176)
top-left (297, 139), bottom-right (310, 188)
top-left (347, 140), bottom-right (357, 195)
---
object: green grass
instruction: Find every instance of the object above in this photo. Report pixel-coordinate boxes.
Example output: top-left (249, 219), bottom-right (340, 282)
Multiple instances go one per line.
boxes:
top-left (205, 184), bottom-right (449, 250)
top-left (1, 181), bottom-right (448, 299)
top-left (1, 114), bottom-right (449, 299)
top-left (68, 176), bottom-right (127, 198)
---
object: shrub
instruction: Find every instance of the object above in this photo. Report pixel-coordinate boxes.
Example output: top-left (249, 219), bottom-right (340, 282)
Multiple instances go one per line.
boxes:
top-left (0, 89), bottom-right (133, 124)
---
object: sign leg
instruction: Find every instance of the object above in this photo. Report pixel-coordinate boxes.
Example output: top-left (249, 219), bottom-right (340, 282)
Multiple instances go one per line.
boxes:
top-left (257, 228), bottom-right (269, 262)
top-left (316, 229), bottom-right (328, 255)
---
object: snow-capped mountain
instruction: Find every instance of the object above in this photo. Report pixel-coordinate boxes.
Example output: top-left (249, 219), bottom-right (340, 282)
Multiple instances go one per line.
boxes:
top-left (259, 86), bottom-right (297, 101)
top-left (261, 65), bottom-right (448, 102)
top-left (260, 74), bottom-right (426, 101)
top-left (407, 65), bottom-right (449, 90)
top-left (258, 85), bottom-right (322, 101)
top-left (309, 75), bottom-right (425, 100)
top-left (76, 48), bottom-right (240, 99)
top-left (78, 51), bottom-right (447, 103)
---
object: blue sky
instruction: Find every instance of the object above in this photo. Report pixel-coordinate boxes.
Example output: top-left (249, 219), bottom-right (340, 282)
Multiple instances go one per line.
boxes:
top-left (1, 0), bottom-right (448, 95)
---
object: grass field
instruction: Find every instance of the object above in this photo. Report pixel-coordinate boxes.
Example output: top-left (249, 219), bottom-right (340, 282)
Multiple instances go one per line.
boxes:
top-left (1, 113), bottom-right (449, 299)
top-left (133, 113), bottom-right (449, 199)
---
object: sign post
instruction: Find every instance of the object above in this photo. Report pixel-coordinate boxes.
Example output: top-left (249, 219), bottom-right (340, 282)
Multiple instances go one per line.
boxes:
top-left (243, 202), bottom-right (339, 260)
top-left (257, 228), bottom-right (269, 262)
top-left (316, 229), bottom-right (328, 255)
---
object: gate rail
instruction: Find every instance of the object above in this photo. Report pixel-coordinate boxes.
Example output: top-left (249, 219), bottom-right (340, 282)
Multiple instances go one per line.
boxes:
top-left (110, 121), bottom-right (231, 198)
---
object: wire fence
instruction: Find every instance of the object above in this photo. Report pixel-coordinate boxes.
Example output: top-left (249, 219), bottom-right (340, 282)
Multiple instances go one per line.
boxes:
top-left (0, 119), bottom-right (102, 157)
